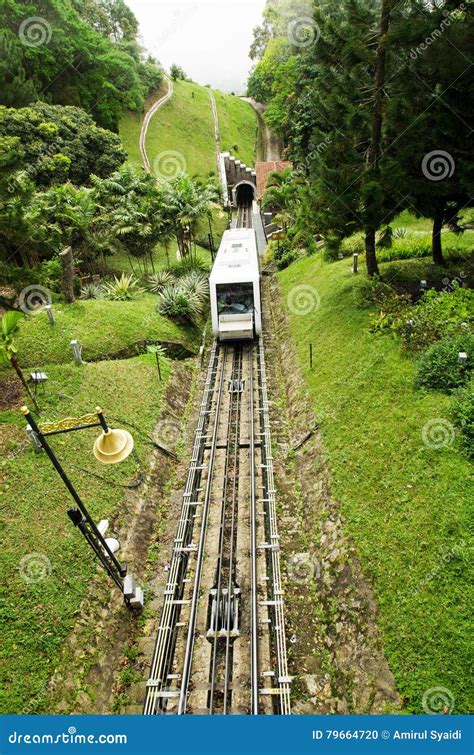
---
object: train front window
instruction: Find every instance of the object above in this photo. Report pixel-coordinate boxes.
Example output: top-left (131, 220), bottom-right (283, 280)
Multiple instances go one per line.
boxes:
top-left (217, 283), bottom-right (254, 315)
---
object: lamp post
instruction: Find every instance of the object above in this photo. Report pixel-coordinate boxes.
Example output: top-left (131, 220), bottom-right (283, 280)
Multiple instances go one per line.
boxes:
top-left (21, 405), bottom-right (143, 608)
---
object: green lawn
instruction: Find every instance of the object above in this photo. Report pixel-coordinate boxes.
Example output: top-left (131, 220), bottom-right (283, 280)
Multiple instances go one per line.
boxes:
top-left (145, 80), bottom-right (216, 180)
top-left (0, 353), bottom-right (175, 713)
top-left (278, 255), bottom-right (473, 713)
top-left (213, 91), bottom-right (258, 167)
top-left (14, 297), bottom-right (196, 366)
top-left (0, 293), bottom-right (201, 712)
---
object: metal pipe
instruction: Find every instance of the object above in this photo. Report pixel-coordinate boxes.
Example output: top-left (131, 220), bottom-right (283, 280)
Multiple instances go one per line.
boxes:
top-left (248, 345), bottom-right (259, 715)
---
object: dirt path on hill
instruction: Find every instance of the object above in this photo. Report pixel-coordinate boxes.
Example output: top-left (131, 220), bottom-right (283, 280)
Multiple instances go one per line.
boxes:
top-left (243, 98), bottom-right (283, 161)
top-left (140, 76), bottom-right (174, 173)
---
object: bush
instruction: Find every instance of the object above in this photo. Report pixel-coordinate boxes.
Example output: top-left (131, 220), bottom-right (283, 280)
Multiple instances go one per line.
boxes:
top-left (147, 270), bottom-right (174, 293)
top-left (273, 239), bottom-right (298, 269)
top-left (451, 380), bottom-right (474, 457)
top-left (415, 334), bottom-right (474, 393)
top-left (400, 288), bottom-right (474, 350)
top-left (340, 233), bottom-right (365, 258)
top-left (101, 274), bottom-right (144, 301)
top-left (168, 256), bottom-right (209, 278)
top-left (156, 285), bottom-right (200, 325)
top-left (178, 271), bottom-right (209, 314)
top-left (80, 283), bottom-right (103, 300)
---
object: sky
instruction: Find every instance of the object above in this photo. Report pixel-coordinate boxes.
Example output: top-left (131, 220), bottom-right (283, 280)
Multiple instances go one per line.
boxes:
top-left (127, 0), bottom-right (267, 94)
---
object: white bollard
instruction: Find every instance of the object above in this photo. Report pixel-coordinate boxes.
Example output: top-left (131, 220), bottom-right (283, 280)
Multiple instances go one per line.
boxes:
top-left (45, 305), bottom-right (55, 325)
top-left (458, 352), bottom-right (468, 365)
top-left (70, 340), bottom-right (83, 366)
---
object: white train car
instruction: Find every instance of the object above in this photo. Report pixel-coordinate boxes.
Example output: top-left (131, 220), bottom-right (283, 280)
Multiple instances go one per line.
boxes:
top-left (209, 228), bottom-right (262, 341)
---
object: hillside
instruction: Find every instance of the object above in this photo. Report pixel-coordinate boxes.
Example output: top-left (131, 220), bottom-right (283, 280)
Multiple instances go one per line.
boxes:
top-left (212, 91), bottom-right (258, 167)
top-left (278, 254), bottom-right (473, 712)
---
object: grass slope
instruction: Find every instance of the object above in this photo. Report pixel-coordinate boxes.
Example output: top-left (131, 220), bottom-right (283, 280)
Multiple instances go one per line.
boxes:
top-left (213, 91), bottom-right (258, 167)
top-left (0, 354), bottom-right (174, 713)
top-left (145, 80), bottom-right (216, 180)
top-left (0, 295), bottom-right (199, 712)
top-left (118, 82), bottom-right (168, 169)
top-left (278, 255), bottom-right (473, 713)
top-left (14, 297), bottom-right (196, 365)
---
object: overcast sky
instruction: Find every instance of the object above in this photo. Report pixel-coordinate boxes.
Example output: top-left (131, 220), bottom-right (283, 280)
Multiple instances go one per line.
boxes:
top-left (127, 0), bottom-right (267, 94)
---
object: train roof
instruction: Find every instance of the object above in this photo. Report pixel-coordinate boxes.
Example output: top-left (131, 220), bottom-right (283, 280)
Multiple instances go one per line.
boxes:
top-left (209, 228), bottom-right (259, 285)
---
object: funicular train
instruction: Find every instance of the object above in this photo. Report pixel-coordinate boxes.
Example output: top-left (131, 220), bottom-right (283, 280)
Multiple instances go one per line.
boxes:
top-left (209, 228), bottom-right (262, 342)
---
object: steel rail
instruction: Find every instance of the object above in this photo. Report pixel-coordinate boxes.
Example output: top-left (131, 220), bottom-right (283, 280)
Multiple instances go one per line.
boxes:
top-left (257, 336), bottom-right (292, 714)
top-left (143, 342), bottom-right (220, 714)
top-left (208, 345), bottom-right (242, 712)
top-left (248, 342), bottom-right (260, 714)
top-left (222, 346), bottom-right (246, 712)
top-left (177, 346), bottom-right (229, 715)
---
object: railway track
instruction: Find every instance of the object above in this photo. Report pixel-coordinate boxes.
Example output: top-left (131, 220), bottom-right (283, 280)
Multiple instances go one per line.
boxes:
top-left (237, 203), bottom-right (253, 230)
top-left (144, 204), bottom-right (291, 716)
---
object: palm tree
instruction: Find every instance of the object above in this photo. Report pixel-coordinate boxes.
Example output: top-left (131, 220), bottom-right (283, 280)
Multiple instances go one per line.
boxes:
top-left (160, 176), bottom-right (219, 259)
top-left (0, 311), bottom-right (40, 413)
top-left (262, 168), bottom-right (299, 231)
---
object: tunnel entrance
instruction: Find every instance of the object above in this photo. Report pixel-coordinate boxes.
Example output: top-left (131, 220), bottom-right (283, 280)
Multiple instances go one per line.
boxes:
top-left (235, 182), bottom-right (255, 206)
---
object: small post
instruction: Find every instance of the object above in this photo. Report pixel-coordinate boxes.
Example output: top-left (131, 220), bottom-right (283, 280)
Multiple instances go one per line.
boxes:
top-left (156, 353), bottom-right (162, 381)
top-left (71, 340), bottom-right (83, 366)
top-left (310, 342), bottom-right (313, 370)
top-left (59, 246), bottom-right (75, 304)
top-left (44, 305), bottom-right (55, 326)
top-left (458, 352), bottom-right (468, 365)
top-left (353, 253), bottom-right (358, 274)
top-left (420, 279), bottom-right (428, 290)
top-left (26, 424), bottom-right (43, 453)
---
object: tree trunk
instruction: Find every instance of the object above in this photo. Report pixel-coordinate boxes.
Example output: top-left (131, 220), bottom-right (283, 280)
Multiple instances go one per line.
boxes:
top-left (365, 229), bottom-right (379, 277)
top-left (364, 0), bottom-right (392, 277)
top-left (11, 356), bottom-right (40, 414)
top-left (59, 246), bottom-right (75, 303)
top-left (432, 204), bottom-right (446, 266)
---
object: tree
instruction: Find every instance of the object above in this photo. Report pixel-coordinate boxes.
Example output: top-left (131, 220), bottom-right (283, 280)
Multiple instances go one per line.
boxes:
top-left (170, 64), bottom-right (187, 82)
top-left (363, 0), bottom-right (393, 277)
top-left (0, 103), bottom-right (126, 188)
top-left (383, 0), bottom-right (474, 265)
top-left (0, 0), bottom-right (162, 131)
top-left (0, 310), bottom-right (40, 413)
top-left (160, 176), bottom-right (219, 259)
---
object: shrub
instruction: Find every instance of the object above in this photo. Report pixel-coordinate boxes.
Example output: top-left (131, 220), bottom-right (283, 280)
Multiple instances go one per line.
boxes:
top-left (394, 227), bottom-right (408, 238)
top-left (147, 270), bottom-right (174, 293)
top-left (399, 288), bottom-right (474, 350)
top-left (80, 283), bottom-right (103, 300)
top-left (415, 334), bottom-right (474, 393)
top-left (179, 271), bottom-right (209, 314)
top-left (101, 274), bottom-right (145, 301)
top-left (168, 256), bottom-right (209, 278)
top-left (273, 239), bottom-right (298, 269)
top-left (156, 285), bottom-right (199, 325)
top-left (451, 380), bottom-right (474, 457)
top-left (340, 233), bottom-right (365, 258)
